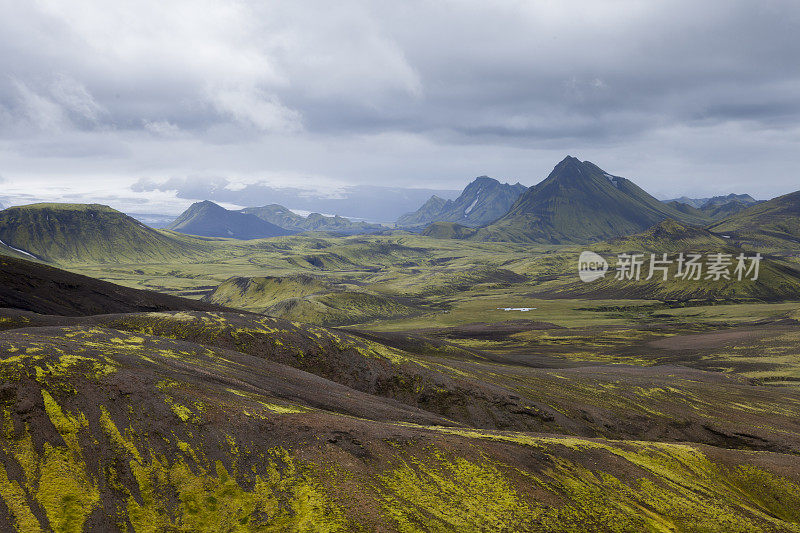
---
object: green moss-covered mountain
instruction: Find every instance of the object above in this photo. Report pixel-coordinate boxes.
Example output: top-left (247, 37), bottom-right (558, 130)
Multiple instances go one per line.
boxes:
top-left (475, 157), bottom-right (711, 244)
top-left (242, 204), bottom-right (385, 234)
top-left (168, 201), bottom-right (293, 239)
top-left (708, 190), bottom-right (800, 249)
top-left (0, 203), bottom-right (197, 263)
top-left (397, 176), bottom-right (526, 228)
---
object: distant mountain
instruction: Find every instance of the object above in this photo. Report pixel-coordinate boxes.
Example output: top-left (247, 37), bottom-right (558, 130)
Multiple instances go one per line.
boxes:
top-left (663, 194), bottom-right (759, 221)
top-left (242, 204), bottom-right (385, 235)
top-left (665, 196), bottom-right (709, 209)
top-left (397, 177), bottom-right (526, 228)
top-left (0, 203), bottom-right (195, 263)
top-left (167, 201), bottom-right (293, 240)
top-left (701, 193), bottom-right (758, 208)
top-left (396, 196), bottom-right (449, 227)
top-left (476, 156), bottom-right (709, 244)
top-left (0, 255), bottom-right (224, 316)
top-left (708, 190), bottom-right (800, 248)
top-left (129, 213), bottom-right (176, 228)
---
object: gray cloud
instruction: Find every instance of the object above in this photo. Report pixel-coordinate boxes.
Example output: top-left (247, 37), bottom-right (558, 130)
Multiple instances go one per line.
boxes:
top-left (0, 0), bottom-right (799, 204)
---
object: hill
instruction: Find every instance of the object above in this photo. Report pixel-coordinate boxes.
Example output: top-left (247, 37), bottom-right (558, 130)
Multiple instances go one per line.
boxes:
top-left (0, 255), bottom-right (224, 316)
top-left (530, 219), bottom-right (800, 301)
top-left (397, 177), bottom-right (526, 228)
top-left (204, 274), bottom-right (421, 325)
top-left (242, 204), bottom-right (385, 234)
top-left (0, 203), bottom-right (196, 263)
top-left (421, 221), bottom-right (477, 239)
top-left (168, 201), bottom-right (293, 239)
top-left (475, 156), bottom-right (710, 243)
top-left (707, 190), bottom-right (800, 248)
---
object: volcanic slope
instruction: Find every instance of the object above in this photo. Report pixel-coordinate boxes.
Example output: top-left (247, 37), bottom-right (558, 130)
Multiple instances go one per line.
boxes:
top-left (2, 311), bottom-right (800, 529)
top-left (476, 156), bottom-right (710, 243)
top-left (0, 203), bottom-right (199, 263)
top-left (0, 255), bottom-right (225, 316)
top-left (2, 261), bottom-right (800, 529)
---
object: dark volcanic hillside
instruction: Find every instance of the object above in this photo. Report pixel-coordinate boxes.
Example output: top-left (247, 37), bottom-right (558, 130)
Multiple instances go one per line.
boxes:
top-left (242, 204), bottom-right (385, 234)
top-left (0, 203), bottom-right (194, 263)
top-left (397, 177), bottom-right (526, 228)
top-left (476, 157), bottom-right (710, 243)
top-left (168, 200), bottom-right (293, 239)
top-left (0, 255), bottom-right (224, 316)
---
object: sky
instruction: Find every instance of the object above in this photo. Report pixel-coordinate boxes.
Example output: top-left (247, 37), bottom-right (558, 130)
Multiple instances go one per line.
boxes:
top-left (1, 0), bottom-right (799, 216)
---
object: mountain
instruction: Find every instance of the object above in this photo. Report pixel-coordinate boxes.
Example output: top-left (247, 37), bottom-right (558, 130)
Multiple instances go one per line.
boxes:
top-left (663, 194), bottom-right (757, 210)
top-left (395, 195), bottom-right (449, 227)
top-left (242, 204), bottom-right (385, 234)
top-left (167, 200), bottom-right (293, 239)
top-left (0, 255), bottom-right (223, 316)
top-left (701, 193), bottom-right (758, 208)
top-left (475, 156), bottom-right (710, 244)
top-left (663, 194), bottom-right (759, 221)
top-left (0, 203), bottom-right (195, 263)
top-left (708, 190), bottom-right (800, 248)
top-left (664, 195), bottom-right (709, 209)
top-left (397, 177), bottom-right (527, 228)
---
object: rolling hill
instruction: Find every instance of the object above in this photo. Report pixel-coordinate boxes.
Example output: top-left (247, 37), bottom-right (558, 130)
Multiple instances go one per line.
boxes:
top-left (0, 203), bottom-right (196, 263)
top-left (397, 177), bottom-right (526, 228)
top-left (530, 219), bottom-right (800, 301)
top-left (242, 204), bottom-right (385, 234)
top-left (204, 274), bottom-right (422, 325)
top-left (475, 156), bottom-right (711, 243)
top-left (168, 200), bottom-right (293, 239)
top-left (421, 221), bottom-right (478, 239)
top-left (708, 190), bottom-right (800, 249)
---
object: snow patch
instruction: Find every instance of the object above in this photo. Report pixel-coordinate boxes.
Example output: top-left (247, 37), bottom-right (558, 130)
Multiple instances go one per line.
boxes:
top-left (464, 196), bottom-right (479, 216)
top-left (0, 239), bottom-right (37, 259)
top-left (604, 173), bottom-right (621, 189)
top-left (496, 307), bottom-right (536, 312)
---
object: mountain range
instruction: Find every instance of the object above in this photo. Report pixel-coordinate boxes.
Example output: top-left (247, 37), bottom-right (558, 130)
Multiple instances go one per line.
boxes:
top-left (242, 204), bottom-right (385, 235)
top-left (665, 193), bottom-right (758, 209)
top-left (663, 194), bottom-right (760, 221)
top-left (474, 156), bottom-right (710, 243)
top-left (397, 176), bottom-right (526, 227)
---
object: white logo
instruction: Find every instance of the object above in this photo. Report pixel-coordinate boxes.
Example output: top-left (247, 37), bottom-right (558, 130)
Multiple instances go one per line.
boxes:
top-left (578, 251), bottom-right (608, 282)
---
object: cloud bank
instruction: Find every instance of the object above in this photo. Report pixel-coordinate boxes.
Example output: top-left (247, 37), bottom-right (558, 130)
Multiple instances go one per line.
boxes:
top-left (1, 0), bottom-right (799, 212)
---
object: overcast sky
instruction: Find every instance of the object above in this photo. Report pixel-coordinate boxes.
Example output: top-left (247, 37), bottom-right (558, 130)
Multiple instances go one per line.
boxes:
top-left (1, 0), bottom-right (799, 214)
